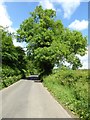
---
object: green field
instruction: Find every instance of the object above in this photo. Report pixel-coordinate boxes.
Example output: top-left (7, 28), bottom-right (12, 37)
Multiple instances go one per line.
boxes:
top-left (43, 69), bottom-right (89, 119)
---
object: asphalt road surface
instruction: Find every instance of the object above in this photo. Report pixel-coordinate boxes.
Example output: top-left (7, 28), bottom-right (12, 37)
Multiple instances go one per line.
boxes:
top-left (1, 80), bottom-right (74, 118)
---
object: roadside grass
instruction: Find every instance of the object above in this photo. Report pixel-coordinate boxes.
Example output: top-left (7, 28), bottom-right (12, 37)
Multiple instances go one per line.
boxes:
top-left (43, 69), bottom-right (89, 119)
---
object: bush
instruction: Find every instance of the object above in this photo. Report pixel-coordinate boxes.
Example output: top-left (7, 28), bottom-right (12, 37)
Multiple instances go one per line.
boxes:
top-left (43, 69), bottom-right (88, 119)
top-left (2, 65), bottom-right (21, 78)
top-left (1, 75), bottom-right (22, 89)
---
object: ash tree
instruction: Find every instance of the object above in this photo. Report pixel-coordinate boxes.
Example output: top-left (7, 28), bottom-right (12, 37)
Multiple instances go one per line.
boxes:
top-left (17, 6), bottom-right (87, 75)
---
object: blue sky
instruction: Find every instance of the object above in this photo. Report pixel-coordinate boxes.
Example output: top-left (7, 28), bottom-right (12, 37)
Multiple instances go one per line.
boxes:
top-left (0, 0), bottom-right (89, 69)
top-left (4, 2), bottom-right (88, 36)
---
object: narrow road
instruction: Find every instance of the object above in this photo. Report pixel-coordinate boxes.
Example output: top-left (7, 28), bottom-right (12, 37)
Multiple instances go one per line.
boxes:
top-left (1, 80), bottom-right (73, 118)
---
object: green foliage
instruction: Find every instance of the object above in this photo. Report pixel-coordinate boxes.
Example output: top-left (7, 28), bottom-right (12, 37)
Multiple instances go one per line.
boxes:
top-left (15, 46), bottom-right (28, 78)
top-left (1, 26), bottom-right (30, 90)
top-left (1, 27), bottom-right (29, 78)
top-left (17, 5), bottom-right (87, 75)
top-left (17, 6), bottom-right (63, 75)
top-left (2, 28), bottom-right (17, 67)
top-left (43, 69), bottom-right (88, 119)
top-left (2, 65), bottom-right (21, 78)
top-left (0, 75), bottom-right (22, 90)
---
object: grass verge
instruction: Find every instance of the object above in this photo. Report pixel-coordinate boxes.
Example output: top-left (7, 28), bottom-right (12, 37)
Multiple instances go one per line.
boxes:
top-left (43, 69), bottom-right (89, 119)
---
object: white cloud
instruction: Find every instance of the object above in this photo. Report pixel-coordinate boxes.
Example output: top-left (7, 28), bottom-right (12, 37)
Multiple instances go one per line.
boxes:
top-left (77, 46), bottom-right (89, 69)
top-left (64, 46), bottom-right (88, 69)
top-left (39, 0), bottom-right (81, 19)
top-left (79, 52), bottom-right (88, 69)
top-left (0, 1), bottom-right (26, 48)
top-left (39, 0), bottom-right (55, 10)
top-left (0, 3), bottom-right (11, 27)
top-left (0, 0), bottom-right (89, 2)
top-left (0, 1), bottom-right (15, 33)
top-left (64, 53), bottom-right (88, 69)
top-left (13, 38), bottom-right (27, 48)
top-left (68, 19), bottom-right (88, 31)
top-left (57, 0), bottom-right (81, 19)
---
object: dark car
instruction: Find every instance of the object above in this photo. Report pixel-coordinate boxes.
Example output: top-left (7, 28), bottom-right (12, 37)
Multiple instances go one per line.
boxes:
top-left (28, 75), bottom-right (41, 82)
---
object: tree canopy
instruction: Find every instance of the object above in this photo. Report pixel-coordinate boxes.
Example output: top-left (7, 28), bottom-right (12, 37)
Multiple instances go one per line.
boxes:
top-left (17, 5), bottom-right (87, 75)
top-left (1, 26), bottom-right (28, 78)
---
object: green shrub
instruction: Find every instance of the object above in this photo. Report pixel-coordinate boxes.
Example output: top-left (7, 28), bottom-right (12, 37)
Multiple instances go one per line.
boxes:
top-left (43, 69), bottom-right (88, 119)
top-left (2, 65), bottom-right (21, 78)
top-left (1, 74), bottom-right (22, 89)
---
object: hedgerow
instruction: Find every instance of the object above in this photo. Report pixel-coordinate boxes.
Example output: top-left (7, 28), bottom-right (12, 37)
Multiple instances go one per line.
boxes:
top-left (43, 69), bottom-right (89, 119)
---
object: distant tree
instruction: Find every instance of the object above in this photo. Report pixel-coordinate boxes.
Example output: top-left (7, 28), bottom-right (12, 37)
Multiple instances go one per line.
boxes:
top-left (17, 6), bottom-right (87, 75)
top-left (15, 46), bottom-right (28, 78)
top-left (1, 27), bottom-right (28, 78)
top-left (60, 28), bottom-right (87, 70)
top-left (1, 27), bottom-right (17, 67)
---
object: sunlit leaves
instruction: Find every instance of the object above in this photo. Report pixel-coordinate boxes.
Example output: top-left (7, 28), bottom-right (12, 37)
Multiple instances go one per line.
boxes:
top-left (17, 5), bottom-right (87, 75)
